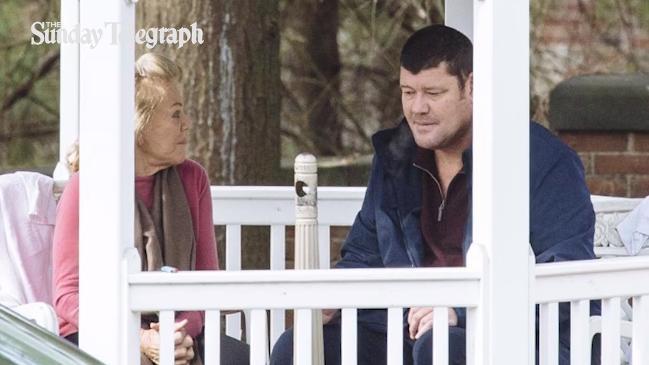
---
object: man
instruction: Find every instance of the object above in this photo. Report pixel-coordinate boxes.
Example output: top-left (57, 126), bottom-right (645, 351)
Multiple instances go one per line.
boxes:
top-left (271, 24), bottom-right (597, 365)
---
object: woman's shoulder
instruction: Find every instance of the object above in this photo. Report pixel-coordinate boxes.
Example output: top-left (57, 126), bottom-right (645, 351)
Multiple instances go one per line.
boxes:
top-left (176, 159), bottom-right (210, 189)
top-left (62, 173), bottom-right (80, 195)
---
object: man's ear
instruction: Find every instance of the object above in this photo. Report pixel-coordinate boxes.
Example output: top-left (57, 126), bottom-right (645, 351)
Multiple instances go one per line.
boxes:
top-left (465, 72), bottom-right (473, 100)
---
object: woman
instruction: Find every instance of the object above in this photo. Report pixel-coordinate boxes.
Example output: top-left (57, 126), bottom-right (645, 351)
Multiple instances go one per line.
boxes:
top-left (53, 53), bottom-right (249, 365)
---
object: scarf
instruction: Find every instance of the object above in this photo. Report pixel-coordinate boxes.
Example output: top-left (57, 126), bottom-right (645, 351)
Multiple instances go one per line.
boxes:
top-left (134, 166), bottom-right (202, 365)
top-left (134, 166), bottom-right (195, 272)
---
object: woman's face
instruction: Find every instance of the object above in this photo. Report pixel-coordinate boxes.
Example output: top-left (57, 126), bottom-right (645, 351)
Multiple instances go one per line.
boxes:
top-left (136, 81), bottom-right (190, 172)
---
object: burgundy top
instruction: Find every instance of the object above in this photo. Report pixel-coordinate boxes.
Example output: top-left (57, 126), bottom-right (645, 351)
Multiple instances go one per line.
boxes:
top-left (414, 148), bottom-right (468, 268)
top-left (52, 159), bottom-right (218, 338)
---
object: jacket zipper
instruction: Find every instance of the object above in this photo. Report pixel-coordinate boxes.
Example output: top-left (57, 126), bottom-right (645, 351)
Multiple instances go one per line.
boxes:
top-left (413, 162), bottom-right (446, 222)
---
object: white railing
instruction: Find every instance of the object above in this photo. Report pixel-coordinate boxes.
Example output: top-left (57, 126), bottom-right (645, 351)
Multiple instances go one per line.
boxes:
top-left (122, 187), bottom-right (649, 364)
top-left (535, 257), bottom-right (649, 365)
top-left (210, 186), bottom-right (365, 345)
top-left (127, 264), bottom-right (483, 365)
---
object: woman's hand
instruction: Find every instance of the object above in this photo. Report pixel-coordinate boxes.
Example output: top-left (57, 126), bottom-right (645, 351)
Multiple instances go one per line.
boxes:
top-left (141, 319), bottom-right (195, 365)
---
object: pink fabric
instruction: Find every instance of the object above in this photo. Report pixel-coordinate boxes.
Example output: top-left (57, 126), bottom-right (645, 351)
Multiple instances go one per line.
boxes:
top-left (52, 160), bottom-right (218, 338)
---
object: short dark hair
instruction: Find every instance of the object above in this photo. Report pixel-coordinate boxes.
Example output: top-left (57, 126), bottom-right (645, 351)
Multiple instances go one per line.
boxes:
top-left (400, 25), bottom-right (473, 89)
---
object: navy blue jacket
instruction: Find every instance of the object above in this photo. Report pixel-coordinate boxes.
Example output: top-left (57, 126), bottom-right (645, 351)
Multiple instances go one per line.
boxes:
top-left (335, 120), bottom-right (597, 335)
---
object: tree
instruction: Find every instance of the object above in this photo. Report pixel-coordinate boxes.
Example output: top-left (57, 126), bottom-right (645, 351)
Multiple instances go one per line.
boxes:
top-left (0, 0), bottom-right (60, 170)
top-left (282, 0), bottom-right (343, 157)
top-left (137, 0), bottom-right (281, 185)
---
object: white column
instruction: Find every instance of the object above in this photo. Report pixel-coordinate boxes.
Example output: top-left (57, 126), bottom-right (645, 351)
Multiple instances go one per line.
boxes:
top-left (445, 0), bottom-right (473, 42)
top-left (78, 0), bottom-right (136, 363)
top-left (472, 0), bottom-right (531, 364)
top-left (55, 0), bottom-right (80, 181)
top-left (293, 154), bottom-right (324, 365)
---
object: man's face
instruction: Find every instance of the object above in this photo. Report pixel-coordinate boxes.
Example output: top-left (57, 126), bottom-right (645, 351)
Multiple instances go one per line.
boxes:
top-left (400, 63), bottom-right (472, 152)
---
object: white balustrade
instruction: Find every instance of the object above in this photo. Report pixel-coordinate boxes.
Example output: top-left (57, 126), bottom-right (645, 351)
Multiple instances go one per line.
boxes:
top-left (128, 266), bottom-right (482, 365)
top-left (535, 256), bottom-right (649, 365)
top-left (119, 188), bottom-right (649, 364)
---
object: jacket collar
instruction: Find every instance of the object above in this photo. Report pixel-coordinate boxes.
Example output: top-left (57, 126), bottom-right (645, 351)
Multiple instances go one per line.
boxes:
top-left (372, 119), bottom-right (475, 262)
top-left (372, 119), bottom-right (417, 177)
top-left (372, 119), bottom-right (421, 216)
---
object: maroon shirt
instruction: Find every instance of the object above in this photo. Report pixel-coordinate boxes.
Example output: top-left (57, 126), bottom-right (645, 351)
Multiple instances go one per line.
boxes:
top-left (414, 148), bottom-right (468, 267)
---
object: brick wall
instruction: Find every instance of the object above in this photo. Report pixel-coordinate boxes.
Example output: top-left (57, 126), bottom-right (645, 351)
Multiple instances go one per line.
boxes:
top-left (558, 131), bottom-right (649, 198)
top-left (537, 1), bottom-right (649, 199)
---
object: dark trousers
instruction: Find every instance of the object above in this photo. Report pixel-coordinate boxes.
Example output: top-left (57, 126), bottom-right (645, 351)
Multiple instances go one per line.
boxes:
top-left (271, 324), bottom-right (602, 365)
top-left (270, 323), bottom-right (466, 365)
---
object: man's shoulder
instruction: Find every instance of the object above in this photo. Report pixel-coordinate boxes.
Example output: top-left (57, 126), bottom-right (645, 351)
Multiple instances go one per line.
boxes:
top-left (530, 121), bottom-right (577, 165)
top-left (529, 122), bottom-right (585, 194)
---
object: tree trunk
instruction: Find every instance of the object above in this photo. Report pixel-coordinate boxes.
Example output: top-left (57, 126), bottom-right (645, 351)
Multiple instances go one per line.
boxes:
top-left (137, 0), bottom-right (281, 269)
top-left (137, 0), bottom-right (281, 185)
top-left (283, 0), bottom-right (342, 157)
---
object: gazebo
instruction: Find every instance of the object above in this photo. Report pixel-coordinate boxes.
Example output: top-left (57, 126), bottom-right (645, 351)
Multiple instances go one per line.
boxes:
top-left (54, 0), bottom-right (649, 364)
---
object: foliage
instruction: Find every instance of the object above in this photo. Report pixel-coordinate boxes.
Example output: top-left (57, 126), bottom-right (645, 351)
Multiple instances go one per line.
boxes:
top-left (1, 0), bottom-right (648, 171)
top-left (0, 0), bottom-right (60, 170)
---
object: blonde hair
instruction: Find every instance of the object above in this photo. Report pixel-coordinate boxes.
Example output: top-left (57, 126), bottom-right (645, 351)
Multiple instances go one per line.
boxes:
top-left (67, 140), bottom-right (80, 173)
top-left (134, 53), bottom-right (183, 144)
top-left (66, 53), bottom-right (183, 171)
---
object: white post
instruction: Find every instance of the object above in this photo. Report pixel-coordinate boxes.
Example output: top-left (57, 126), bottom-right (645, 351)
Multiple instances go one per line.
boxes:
top-left (472, 0), bottom-right (531, 364)
top-left (78, 0), bottom-right (136, 363)
top-left (445, 0), bottom-right (474, 42)
top-left (55, 0), bottom-right (80, 181)
top-left (293, 154), bottom-right (324, 365)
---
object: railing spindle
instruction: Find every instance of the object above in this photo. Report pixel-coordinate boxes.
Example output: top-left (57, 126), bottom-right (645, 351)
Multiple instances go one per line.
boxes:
top-left (225, 224), bottom-right (242, 340)
top-left (159, 311), bottom-right (175, 365)
top-left (570, 299), bottom-right (590, 365)
top-left (601, 297), bottom-right (621, 364)
top-left (204, 310), bottom-right (221, 365)
top-left (632, 295), bottom-right (649, 365)
top-left (318, 224), bottom-right (330, 270)
top-left (387, 307), bottom-right (403, 365)
top-left (433, 307), bottom-right (449, 365)
top-left (539, 302), bottom-right (559, 365)
top-left (250, 309), bottom-right (268, 365)
top-left (341, 308), bottom-right (357, 365)
top-left (294, 309), bottom-right (314, 365)
top-left (270, 224), bottom-right (286, 349)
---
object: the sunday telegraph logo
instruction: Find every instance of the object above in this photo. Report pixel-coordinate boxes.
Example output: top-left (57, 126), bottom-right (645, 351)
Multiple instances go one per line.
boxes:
top-left (31, 21), bottom-right (204, 49)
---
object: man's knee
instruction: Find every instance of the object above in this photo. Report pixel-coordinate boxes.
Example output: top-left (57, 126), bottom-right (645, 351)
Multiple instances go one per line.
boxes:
top-left (411, 327), bottom-right (466, 365)
top-left (270, 329), bottom-right (295, 365)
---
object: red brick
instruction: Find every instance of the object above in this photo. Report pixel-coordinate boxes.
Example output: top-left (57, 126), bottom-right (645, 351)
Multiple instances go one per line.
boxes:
top-left (633, 133), bottom-right (649, 152)
top-left (558, 132), bottom-right (628, 152)
top-left (594, 154), bottom-right (649, 174)
top-left (586, 175), bottom-right (627, 197)
top-left (629, 176), bottom-right (649, 198)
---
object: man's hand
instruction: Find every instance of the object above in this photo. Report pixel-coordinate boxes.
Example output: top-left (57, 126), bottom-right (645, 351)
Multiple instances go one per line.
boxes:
top-left (322, 308), bottom-right (339, 325)
top-left (141, 319), bottom-right (195, 365)
top-left (407, 307), bottom-right (458, 340)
